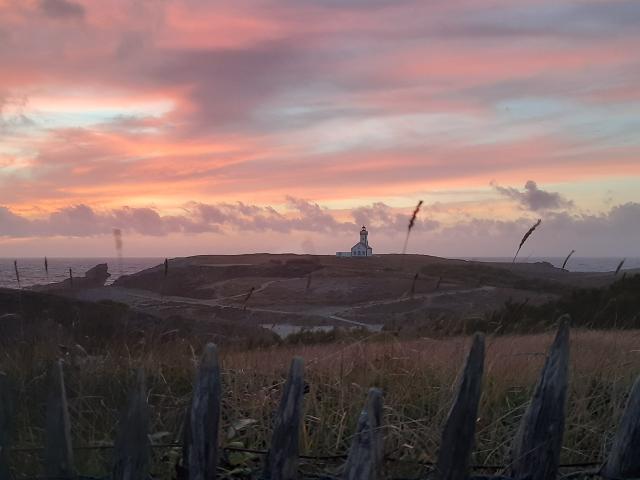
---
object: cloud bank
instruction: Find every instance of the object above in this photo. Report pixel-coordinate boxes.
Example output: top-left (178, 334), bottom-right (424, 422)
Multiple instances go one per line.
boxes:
top-left (2, 197), bottom-right (639, 257)
top-left (494, 180), bottom-right (574, 211)
top-left (0, 197), bottom-right (439, 238)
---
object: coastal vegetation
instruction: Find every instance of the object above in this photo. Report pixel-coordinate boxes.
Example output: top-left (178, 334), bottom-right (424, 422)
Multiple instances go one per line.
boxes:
top-left (1, 282), bottom-right (639, 477)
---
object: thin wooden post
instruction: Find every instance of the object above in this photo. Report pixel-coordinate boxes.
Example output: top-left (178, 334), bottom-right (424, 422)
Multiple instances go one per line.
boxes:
top-left (189, 343), bottom-right (222, 480)
top-left (342, 388), bottom-right (384, 480)
top-left (179, 406), bottom-right (191, 479)
top-left (435, 333), bottom-right (485, 480)
top-left (510, 317), bottom-right (570, 480)
top-left (44, 360), bottom-right (75, 478)
top-left (264, 357), bottom-right (305, 480)
top-left (602, 375), bottom-right (640, 479)
top-left (0, 372), bottom-right (13, 480)
top-left (112, 369), bottom-right (150, 480)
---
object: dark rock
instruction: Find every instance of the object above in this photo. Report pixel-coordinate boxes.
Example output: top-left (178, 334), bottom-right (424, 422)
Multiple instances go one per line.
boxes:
top-left (30, 263), bottom-right (110, 292)
top-left (83, 264), bottom-right (110, 284)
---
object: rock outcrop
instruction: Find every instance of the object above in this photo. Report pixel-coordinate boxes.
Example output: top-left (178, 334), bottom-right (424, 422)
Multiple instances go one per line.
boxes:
top-left (29, 263), bottom-right (110, 292)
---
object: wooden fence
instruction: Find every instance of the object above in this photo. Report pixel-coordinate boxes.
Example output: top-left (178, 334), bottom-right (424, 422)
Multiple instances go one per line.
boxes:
top-left (1, 318), bottom-right (639, 480)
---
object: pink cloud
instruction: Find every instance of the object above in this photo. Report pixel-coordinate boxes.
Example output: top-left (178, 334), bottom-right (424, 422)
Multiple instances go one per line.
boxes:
top-left (0, 0), bottom-right (638, 254)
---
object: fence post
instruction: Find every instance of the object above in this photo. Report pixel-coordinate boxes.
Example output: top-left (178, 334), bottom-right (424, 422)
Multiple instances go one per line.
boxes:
top-left (179, 406), bottom-right (191, 479)
top-left (264, 357), bottom-right (305, 480)
top-left (0, 372), bottom-right (13, 480)
top-left (112, 369), bottom-right (150, 480)
top-left (189, 343), bottom-right (221, 480)
top-left (602, 375), bottom-right (640, 479)
top-left (44, 360), bottom-right (75, 478)
top-left (342, 388), bottom-right (384, 480)
top-left (510, 317), bottom-right (570, 480)
top-left (435, 333), bottom-right (485, 480)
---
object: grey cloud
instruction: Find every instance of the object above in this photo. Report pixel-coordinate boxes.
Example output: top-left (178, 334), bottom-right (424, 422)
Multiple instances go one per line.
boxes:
top-left (428, 203), bottom-right (640, 257)
top-left (295, 0), bottom-right (417, 10)
top-left (39, 0), bottom-right (85, 19)
top-left (48, 204), bottom-right (100, 235)
top-left (0, 207), bottom-right (33, 236)
top-left (494, 180), bottom-right (574, 212)
top-left (153, 42), bottom-right (309, 131)
top-left (0, 198), bottom-right (445, 238)
top-left (285, 196), bottom-right (347, 233)
top-left (2, 200), bottom-right (640, 258)
top-left (0, 198), bottom-right (352, 238)
top-left (437, 1), bottom-right (640, 40)
top-left (352, 202), bottom-right (439, 233)
top-left (111, 207), bottom-right (169, 236)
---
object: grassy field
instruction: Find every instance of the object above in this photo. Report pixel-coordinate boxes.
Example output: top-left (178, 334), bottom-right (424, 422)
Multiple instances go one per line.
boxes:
top-left (2, 327), bottom-right (640, 478)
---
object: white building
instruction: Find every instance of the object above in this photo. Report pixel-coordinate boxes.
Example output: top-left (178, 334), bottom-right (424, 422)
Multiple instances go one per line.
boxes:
top-left (336, 226), bottom-right (373, 257)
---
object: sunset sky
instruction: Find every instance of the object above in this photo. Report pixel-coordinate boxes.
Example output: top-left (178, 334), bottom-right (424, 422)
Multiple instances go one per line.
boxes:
top-left (1, 0), bottom-right (639, 257)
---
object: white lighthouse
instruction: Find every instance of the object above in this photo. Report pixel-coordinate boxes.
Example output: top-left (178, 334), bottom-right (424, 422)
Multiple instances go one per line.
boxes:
top-left (336, 226), bottom-right (373, 257)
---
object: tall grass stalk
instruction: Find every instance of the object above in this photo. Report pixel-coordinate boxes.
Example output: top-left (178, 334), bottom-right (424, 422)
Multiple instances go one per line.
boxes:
top-left (402, 200), bottom-right (423, 254)
top-left (512, 219), bottom-right (541, 263)
top-left (13, 260), bottom-right (21, 289)
top-left (113, 228), bottom-right (123, 277)
top-left (562, 250), bottom-right (575, 270)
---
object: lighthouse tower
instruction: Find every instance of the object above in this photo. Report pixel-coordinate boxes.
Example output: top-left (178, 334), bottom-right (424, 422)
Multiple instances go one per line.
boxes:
top-left (359, 226), bottom-right (368, 247)
top-left (350, 226), bottom-right (373, 256)
top-left (336, 225), bottom-right (374, 257)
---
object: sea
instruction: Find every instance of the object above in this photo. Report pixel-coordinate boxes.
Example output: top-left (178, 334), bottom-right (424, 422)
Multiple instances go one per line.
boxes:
top-left (459, 256), bottom-right (640, 273)
top-left (0, 256), bottom-right (638, 289)
top-left (0, 257), bottom-right (163, 289)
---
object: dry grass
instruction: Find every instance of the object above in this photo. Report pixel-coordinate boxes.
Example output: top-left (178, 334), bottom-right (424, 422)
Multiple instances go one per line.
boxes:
top-left (513, 219), bottom-right (541, 263)
top-left (2, 329), bottom-right (640, 478)
top-left (402, 200), bottom-right (423, 254)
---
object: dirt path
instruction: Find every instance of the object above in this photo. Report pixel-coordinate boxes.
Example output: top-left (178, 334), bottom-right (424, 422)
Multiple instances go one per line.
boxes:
top-left (242, 306), bottom-right (372, 328)
top-left (78, 279), bottom-right (374, 328)
top-left (350, 285), bottom-right (497, 309)
top-left (79, 278), bottom-right (281, 307)
top-left (80, 281), bottom-right (495, 331)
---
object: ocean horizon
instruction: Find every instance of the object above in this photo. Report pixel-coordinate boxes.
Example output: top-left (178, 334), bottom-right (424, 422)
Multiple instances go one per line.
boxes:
top-left (1, 255), bottom-right (638, 289)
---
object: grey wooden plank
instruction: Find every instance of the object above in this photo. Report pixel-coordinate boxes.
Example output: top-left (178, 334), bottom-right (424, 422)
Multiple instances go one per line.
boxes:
top-left (0, 372), bottom-right (13, 480)
top-left (435, 333), bottom-right (485, 480)
top-left (180, 405), bottom-right (191, 479)
top-left (342, 388), bottom-right (384, 480)
top-left (188, 343), bottom-right (221, 480)
top-left (112, 369), bottom-right (150, 480)
top-left (44, 360), bottom-right (75, 478)
top-left (264, 357), bottom-right (305, 480)
top-left (510, 317), bottom-right (570, 480)
top-left (602, 375), bottom-right (640, 479)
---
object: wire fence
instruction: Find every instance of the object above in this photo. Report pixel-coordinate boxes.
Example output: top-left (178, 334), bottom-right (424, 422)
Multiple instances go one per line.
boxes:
top-left (2, 321), bottom-right (639, 480)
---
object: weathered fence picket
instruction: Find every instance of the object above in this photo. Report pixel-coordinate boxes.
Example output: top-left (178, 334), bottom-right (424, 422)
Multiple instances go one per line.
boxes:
top-left (44, 360), bottom-right (75, 479)
top-left (510, 317), bottom-right (570, 480)
top-left (181, 406), bottom-right (192, 479)
top-left (265, 357), bottom-right (305, 480)
top-left (602, 375), bottom-right (640, 479)
top-left (112, 369), bottom-right (150, 480)
top-left (189, 343), bottom-right (222, 480)
top-left (435, 333), bottom-right (485, 480)
top-left (0, 372), bottom-right (12, 480)
top-left (342, 388), bottom-right (384, 480)
top-left (3, 319), bottom-right (640, 480)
